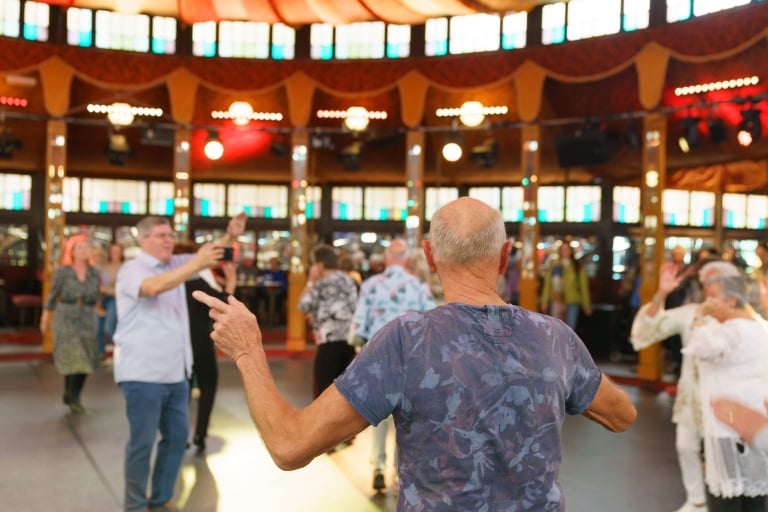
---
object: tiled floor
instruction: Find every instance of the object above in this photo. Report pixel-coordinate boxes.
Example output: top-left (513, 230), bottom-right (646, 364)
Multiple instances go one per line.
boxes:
top-left (0, 347), bottom-right (705, 512)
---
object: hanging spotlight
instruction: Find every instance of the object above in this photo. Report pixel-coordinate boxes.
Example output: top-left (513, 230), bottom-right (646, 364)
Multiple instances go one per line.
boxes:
top-left (707, 118), bottom-right (726, 144)
top-left (204, 131), bottom-right (224, 160)
top-left (0, 129), bottom-right (22, 159)
top-left (441, 132), bottom-right (462, 162)
top-left (338, 140), bottom-right (363, 171)
top-left (469, 136), bottom-right (498, 168)
top-left (737, 109), bottom-right (762, 147)
top-left (623, 120), bottom-right (640, 150)
top-left (106, 130), bottom-right (132, 166)
top-left (678, 117), bottom-right (700, 153)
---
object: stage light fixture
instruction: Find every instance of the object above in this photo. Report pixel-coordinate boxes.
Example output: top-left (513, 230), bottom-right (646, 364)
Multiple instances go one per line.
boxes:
top-left (204, 131), bottom-right (224, 160)
top-left (338, 140), bottom-right (363, 171)
top-left (554, 122), bottom-right (619, 168)
top-left (623, 121), bottom-right (640, 150)
top-left (737, 109), bottom-right (762, 147)
top-left (0, 130), bottom-right (22, 159)
top-left (707, 118), bottom-right (727, 144)
top-left (469, 136), bottom-right (498, 168)
top-left (106, 131), bottom-right (132, 166)
top-left (678, 117), bottom-right (700, 153)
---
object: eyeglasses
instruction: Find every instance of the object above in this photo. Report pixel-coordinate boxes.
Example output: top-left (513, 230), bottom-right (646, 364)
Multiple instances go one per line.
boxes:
top-left (147, 232), bottom-right (176, 240)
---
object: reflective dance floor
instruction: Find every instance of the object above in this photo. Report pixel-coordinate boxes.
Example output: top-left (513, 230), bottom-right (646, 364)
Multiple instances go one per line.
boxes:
top-left (1, 343), bottom-right (696, 512)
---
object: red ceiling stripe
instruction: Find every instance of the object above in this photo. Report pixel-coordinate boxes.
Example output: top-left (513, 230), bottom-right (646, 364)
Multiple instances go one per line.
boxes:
top-left (177, 0), bottom-right (219, 24)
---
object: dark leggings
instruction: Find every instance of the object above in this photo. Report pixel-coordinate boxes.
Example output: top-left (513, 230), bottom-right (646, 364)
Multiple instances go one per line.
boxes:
top-left (313, 341), bottom-right (355, 398)
top-left (190, 361), bottom-right (218, 440)
top-left (64, 373), bottom-right (87, 404)
top-left (707, 492), bottom-right (767, 512)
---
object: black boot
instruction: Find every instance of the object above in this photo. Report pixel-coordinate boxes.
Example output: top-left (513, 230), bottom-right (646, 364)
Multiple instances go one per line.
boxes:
top-left (63, 375), bottom-right (75, 405)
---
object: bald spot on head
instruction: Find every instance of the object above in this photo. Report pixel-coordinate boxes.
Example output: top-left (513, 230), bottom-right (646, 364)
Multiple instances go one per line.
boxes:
top-left (385, 239), bottom-right (409, 266)
top-left (430, 197), bottom-right (505, 266)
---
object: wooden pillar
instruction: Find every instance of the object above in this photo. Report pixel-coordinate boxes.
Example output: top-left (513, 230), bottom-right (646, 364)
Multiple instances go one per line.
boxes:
top-left (405, 130), bottom-right (425, 250)
top-left (173, 128), bottom-right (192, 240)
top-left (518, 126), bottom-right (540, 311)
top-left (41, 120), bottom-right (67, 354)
top-left (637, 113), bottom-right (667, 381)
top-left (286, 130), bottom-right (309, 352)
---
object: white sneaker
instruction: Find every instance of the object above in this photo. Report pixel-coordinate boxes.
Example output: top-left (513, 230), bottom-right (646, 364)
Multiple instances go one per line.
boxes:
top-left (673, 502), bottom-right (708, 512)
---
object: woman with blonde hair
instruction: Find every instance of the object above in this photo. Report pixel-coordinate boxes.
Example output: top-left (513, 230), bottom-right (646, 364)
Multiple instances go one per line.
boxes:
top-left (40, 235), bottom-right (102, 413)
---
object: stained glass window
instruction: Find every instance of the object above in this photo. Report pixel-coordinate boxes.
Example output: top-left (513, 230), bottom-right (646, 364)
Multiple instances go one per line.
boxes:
top-left (364, 187), bottom-right (407, 221)
top-left (62, 177), bottom-right (80, 212)
top-left (689, 191), bottom-right (715, 227)
top-left (746, 195), bottom-right (768, 229)
top-left (565, 186), bottom-right (601, 222)
top-left (81, 178), bottom-right (147, 214)
top-left (149, 181), bottom-right (174, 215)
top-left (310, 23), bottom-right (334, 60)
top-left (449, 13), bottom-right (500, 54)
top-left (541, 3), bottom-right (566, 45)
top-left (0, 172), bottom-right (30, 210)
top-left (623, 0), bottom-right (650, 31)
top-left (537, 186), bottom-right (565, 222)
top-left (192, 21), bottom-right (216, 57)
top-left (613, 186), bottom-right (641, 223)
top-left (468, 187), bottom-right (501, 210)
top-left (193, 183), bottom-right (226, 217)
top-left (722, 192), bottom-right (746, 228)
top-left (23, 1), bottom-right (48, 41)
top-left (271, 23), bottom-right (295, 60)
top-left (425, 18), bottom-right (448, 56)
top-left (0, 0), bottom-right (19, 38)
top-left (95, 10), bottom-right (150, 52)
top-left (305, 186), bottom-right (322, 220)
top-left (151, 16), bottom-right (176, 55)
top-left (386, 24), bottom-right (410, 58)
top-left (66, 7), bottom-right (92, 47)
top-left (425, 187), bottom-right (458, 221)
top-left (662, 189), bottom-right (690, 226)
top-left (219, 21), bottom-right (270, 59)
top-left (501, 12), bottom-right (527, 50)
top-left (332, 187), bottom-right (363, 220)
top-left (335, 21), bottom-right (385, 59)
top-left (567, 0), bottom-right (621, 41)
top-left (227, 184), bottom-right (288, 218)
top-left (501, 187), bottom-right (524, 222)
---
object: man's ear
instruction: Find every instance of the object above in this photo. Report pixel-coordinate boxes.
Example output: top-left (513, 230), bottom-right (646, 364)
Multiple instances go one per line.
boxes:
top-left (421, 240), bottom-right (438, 274)
top-left (499, 240), bottom-right (512, 275)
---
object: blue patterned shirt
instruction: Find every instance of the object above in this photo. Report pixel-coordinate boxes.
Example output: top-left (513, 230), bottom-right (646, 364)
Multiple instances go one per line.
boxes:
top-left (335, 303), bottom-right (602, 511)
top-left (353, 264), bottom-right (435, 340)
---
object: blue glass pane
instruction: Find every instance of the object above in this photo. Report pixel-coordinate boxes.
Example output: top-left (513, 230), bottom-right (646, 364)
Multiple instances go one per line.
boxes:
top-left (272, 44), bottom-right (284, 59)
top-left (320, 45), bottom-right (333, 60)
top-left (436, 41), bottom-right (448, 56)
top-left (122, 202), bottom-right (132, 214)
top-left (152, 38), bottom-right (165, 54)
top-left (79, 31), bottom-right (92, 47)
top-left (22, 24), bottom-right (35, 41)
top-left (306, 203), bottom-right (315, 219)
top-left (99, 201), bottom-right (108, 213)
top-left (204, 42), bottom-right (216, 57)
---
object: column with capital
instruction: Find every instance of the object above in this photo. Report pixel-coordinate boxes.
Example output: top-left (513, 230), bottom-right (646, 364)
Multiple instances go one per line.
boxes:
top-left (517, 125), bottom-right (540, 312)
top-left (636, 113), bottom-right (667, 381)
top-left (41, 120), bottom-right (67, 353)
top-left (286, 130), bottom-right (310, 352)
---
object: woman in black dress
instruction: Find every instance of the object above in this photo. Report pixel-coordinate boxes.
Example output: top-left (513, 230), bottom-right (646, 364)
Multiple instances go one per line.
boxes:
top-left (174, 242), bottom-right (237, 453)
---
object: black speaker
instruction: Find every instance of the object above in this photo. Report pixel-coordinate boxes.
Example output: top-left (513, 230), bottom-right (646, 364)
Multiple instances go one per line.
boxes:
top-left (555, 129), bottom-right (619, 168)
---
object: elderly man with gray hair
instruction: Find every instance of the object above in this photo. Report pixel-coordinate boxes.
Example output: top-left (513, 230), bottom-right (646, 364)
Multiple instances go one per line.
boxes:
top-left (631, 260), bottom-right (746, 512)
top-left (193, 197), bottom-right (636, 511)
top-left (682, 273), bottom-right (768, 510)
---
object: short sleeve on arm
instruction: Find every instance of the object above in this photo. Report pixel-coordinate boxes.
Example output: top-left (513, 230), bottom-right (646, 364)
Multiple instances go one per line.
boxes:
top-left (564, 331), bottom-right (603, 415)
top-left (335, 319), bottom-right (406, 426)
